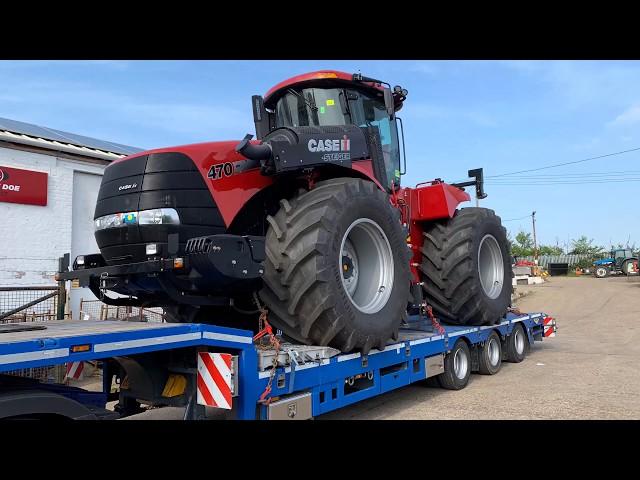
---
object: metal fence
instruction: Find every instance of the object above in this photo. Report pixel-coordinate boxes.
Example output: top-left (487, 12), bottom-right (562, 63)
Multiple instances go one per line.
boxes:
top-left (79, 299), bottom-right (165, 323)
top-left (0, 286), bottom-right (65, 323)
top-left (516, 254), bottom-right (600, 268)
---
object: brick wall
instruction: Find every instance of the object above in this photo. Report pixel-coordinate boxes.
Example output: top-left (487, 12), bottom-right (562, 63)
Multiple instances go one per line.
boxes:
top-left (0, 145), bottom-right (107, 286)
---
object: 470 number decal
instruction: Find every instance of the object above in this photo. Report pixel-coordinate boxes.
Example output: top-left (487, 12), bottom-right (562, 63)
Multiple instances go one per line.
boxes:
top-left (207, 162), bottom-right (234, 180)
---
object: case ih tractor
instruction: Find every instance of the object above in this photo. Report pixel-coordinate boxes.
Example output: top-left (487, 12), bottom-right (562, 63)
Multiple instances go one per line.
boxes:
top-left (63, 70), bottom-right (513, 353)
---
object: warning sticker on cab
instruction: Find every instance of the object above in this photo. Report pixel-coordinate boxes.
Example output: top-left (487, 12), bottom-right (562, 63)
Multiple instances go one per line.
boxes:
top-left (326, 99), bottom-right (335, 106)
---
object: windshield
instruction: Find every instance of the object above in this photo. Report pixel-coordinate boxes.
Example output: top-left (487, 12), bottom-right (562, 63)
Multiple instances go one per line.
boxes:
top-left (275, 87), bottom-right (401, 189)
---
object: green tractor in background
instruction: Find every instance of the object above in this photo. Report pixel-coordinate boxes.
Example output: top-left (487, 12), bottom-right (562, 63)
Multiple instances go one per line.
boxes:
top-left (593, 248), bottom-right (638, 278)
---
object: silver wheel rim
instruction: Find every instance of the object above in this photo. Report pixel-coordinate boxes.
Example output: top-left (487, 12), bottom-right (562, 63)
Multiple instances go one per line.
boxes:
top-left (453, 348), bottom-right (468, 379)
top-left (339, 218), bottom-right (394, 314)
top-left (626, 262), bottom-right (634, 274)
top-left (514, 328), bottom-right (525, 355)
top-left (487, 337), bottom-right (500, 366)
top-left (597, 267), bottom-right (606, 277)
top-left (478, 234), bottom-right (505, 299)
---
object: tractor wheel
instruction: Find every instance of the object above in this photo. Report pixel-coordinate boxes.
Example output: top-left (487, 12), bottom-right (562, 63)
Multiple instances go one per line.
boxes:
top-left (621, 259), bottom-right (636, 276)
top-left (260, 178), bottom-right (412, 354)
top-left (420, 208), bottom-right (513, 326)
top-left (594, 266), bottom-right (610, 278)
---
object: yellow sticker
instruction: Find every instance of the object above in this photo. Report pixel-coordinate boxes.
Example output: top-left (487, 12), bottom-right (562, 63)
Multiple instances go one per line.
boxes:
top-left (326, 99), bottom-right (335, 106)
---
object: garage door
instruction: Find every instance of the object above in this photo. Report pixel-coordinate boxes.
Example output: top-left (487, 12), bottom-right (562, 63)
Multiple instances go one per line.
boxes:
top-left (70, 171), bottom-right (102, 320)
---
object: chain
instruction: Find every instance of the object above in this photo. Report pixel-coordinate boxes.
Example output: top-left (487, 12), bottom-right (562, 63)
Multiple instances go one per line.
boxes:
top-left (252, 292), bottom-right (281, 404)
top-left (423, 303), bottom-right (446, 335)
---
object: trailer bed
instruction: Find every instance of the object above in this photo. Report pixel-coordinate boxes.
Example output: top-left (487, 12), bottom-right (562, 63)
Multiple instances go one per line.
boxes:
top-left (0, 312), bottom-right (556, 420)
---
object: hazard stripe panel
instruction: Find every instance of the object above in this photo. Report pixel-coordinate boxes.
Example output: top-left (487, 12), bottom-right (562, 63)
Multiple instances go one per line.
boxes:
top-left (197, 352), bottom-right (232, 409)
top-left (65, 361), bottom-right (85, 380)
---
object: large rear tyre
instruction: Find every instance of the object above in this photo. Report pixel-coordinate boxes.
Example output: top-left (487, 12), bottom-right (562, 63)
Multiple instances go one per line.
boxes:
top-left (621, 259), bottom-right (636, 276)
top-left (260, 178), bottom-right (412, 354)
top-left (420, 208), bottom-right (513, 326)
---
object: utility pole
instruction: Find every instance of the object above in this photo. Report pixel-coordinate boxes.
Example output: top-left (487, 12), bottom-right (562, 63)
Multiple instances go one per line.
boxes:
top-left (531, 211), bottom-right (538, 263)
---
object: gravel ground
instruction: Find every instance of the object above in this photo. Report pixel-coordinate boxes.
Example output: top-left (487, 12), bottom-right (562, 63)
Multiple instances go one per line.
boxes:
top-left (123, 275), bottom-right (640, 420)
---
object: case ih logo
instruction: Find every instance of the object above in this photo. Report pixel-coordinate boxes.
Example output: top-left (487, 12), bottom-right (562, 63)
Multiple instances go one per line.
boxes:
top-left (307, 135), bottom-right (351, 153)
top-left (0, 166), bottom-right (48, 206)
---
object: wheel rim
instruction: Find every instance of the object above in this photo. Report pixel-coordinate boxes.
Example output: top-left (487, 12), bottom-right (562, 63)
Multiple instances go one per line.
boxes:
top-left (453, 348), bottom-right (468, 379)
top-left (340, 218), bottom-right (394, 314)
top-left (487, 337), bottom-right (500, 366)
top-left (478, 234), bottom-right (505, 299)
top-left (597, 267), bottom-right (606, 277)
top-left (514, 328), bottom-right (525, 355)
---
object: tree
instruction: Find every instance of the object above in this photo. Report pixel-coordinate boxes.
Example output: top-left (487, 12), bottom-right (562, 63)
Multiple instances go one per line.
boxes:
top-left (570, 236), bottom-right (604, 255)
top-left (511, 230), bottom-right (534, 257)
top-left (538, 245), bottom-right (564, 255)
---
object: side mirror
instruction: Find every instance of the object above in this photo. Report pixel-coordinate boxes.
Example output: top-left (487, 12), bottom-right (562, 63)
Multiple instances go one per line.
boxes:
top-left (252, 95), bottom-right (269, 140)
top-left (383, 88), bottom-right (395, 117)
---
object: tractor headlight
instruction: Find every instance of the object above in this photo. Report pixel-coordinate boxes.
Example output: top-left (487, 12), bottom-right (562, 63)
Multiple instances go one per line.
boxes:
top-left (138, 208), bottom-right (180, 226)
top-left (95, 208), bottom-right (180, 231)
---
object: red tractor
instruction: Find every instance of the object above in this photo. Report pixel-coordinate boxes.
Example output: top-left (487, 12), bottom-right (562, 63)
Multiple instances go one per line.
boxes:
top-left (63, 70), bottom-right (513, 353)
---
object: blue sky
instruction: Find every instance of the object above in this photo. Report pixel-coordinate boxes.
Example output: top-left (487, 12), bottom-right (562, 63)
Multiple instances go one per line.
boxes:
top-left (1, 60), bottom-right (639, 251)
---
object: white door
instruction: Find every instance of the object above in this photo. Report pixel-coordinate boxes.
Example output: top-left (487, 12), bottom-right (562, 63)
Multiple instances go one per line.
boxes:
top-left (70, 171), bottom-right (102, 320)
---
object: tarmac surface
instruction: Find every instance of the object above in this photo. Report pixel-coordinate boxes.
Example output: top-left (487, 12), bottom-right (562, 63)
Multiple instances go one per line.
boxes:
top-left (123, 275), bottom-right (640, 420)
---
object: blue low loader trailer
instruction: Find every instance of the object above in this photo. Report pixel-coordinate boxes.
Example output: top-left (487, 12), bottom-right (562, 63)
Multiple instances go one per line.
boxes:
top-left (0, 310), bottom-right (557, 420)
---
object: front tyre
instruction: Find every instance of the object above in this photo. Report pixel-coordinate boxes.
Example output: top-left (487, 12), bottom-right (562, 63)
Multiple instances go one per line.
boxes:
top-left (260, 178), bottom-right (412, 354)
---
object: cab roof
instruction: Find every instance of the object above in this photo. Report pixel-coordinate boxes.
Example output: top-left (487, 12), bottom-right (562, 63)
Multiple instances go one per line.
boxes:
top-left (263, 70), bottom-right (384, 108)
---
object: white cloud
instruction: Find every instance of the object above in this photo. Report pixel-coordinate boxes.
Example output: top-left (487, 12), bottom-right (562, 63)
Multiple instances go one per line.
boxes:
top-left (609, 104), bottom-right (640, 127)
top-left (409, 62), bottom-right (439, 75)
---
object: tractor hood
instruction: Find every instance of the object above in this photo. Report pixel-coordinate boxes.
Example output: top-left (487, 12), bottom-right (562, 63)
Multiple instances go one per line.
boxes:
top-left (593, 258), bottom-right (614, 265)
top-left (95, 140), bottom-right (273, 264)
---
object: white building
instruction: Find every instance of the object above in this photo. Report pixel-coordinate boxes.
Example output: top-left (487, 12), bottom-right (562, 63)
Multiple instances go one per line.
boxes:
top-left (0, 117), bottom-right (141, 318)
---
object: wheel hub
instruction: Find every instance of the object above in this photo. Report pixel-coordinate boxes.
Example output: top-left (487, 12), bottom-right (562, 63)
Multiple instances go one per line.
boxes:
top-left (487, 337), bottom-right (500, 366)
top-left (478, 234), bottom-right (505, 299)
top-left (453, 348), bottom-right (468, 379)
top-left (339, 219), bottom-right (394, 314)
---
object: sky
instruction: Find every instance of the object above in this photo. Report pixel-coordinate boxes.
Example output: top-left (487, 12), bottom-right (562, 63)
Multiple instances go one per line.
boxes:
top-left (1, 60), bottom-right (639, 251)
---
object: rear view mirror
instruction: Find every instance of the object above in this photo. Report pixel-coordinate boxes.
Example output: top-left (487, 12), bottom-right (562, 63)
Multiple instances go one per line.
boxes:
top-left (383, 88), bottom-right (395, 117)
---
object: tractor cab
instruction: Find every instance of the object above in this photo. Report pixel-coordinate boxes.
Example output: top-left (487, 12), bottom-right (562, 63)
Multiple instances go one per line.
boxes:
top-left (613, 248), bottom-right (634, 269)
top-left (249, 71), bottom-right (408, 191)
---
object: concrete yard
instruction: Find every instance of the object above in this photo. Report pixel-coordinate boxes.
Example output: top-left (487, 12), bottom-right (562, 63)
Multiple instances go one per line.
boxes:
top-left (126, 275), bottom-right (640, 420)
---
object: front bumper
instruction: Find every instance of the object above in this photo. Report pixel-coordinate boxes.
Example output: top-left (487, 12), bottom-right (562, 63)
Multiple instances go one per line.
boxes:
top-left (59, 234), bottom-right (265, 307)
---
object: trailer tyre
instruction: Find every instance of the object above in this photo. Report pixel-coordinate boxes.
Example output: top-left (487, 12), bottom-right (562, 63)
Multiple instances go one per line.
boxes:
top-left (478, 331), bottom-right (502, 375)
top-left (421, 208), bottom-right (513, 326)
top-left (437, 339), bottom-right (471, 390)
top-left (504, 323), bottom-right (528, 363)
top-left (260, 178), bottom-right (412, 354)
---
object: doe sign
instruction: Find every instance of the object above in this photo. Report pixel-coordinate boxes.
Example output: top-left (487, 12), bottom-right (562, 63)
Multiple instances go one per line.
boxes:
top-left (0, 166), bottom-right (48, 206)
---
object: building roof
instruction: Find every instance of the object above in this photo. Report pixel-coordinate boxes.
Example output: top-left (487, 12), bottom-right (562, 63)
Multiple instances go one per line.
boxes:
top-left (0, 116), bottom-right (143, 161)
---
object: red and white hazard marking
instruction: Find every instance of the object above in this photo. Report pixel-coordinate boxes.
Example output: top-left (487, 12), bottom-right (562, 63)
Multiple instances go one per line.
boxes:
top-left (65, 361), bottom-right (85, 380)
top-left (543, 316), bottom-right (556, 337)
top-left (197, 352), bottom-right (232, 409)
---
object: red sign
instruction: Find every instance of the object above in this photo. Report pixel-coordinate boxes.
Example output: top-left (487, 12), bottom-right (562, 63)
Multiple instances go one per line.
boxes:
top-left (0, 166), bottom-right (48, 206)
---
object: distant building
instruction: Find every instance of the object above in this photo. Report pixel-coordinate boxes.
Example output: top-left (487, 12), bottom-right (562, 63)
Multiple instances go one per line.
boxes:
top-left (0, 117), bottom-right (142, 318)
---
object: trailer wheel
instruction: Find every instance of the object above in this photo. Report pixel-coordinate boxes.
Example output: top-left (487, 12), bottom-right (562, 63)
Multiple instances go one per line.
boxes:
top-left (594, 266), bottom-right (610, 278)
top-left (420, 208), bottom-right (513, 326)
top-left (504, 323), bottom-right (528, 363)
top-left (478, 331), bottom-right (502, 375)
top-left (437, 339), bottom-right (471, 390)
top-left (260, 178), bottom-right (412, 354)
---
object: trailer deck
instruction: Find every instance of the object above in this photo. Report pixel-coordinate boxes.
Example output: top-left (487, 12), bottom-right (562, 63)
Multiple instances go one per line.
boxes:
top-left (0, 312), bottom-right (556, 420)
